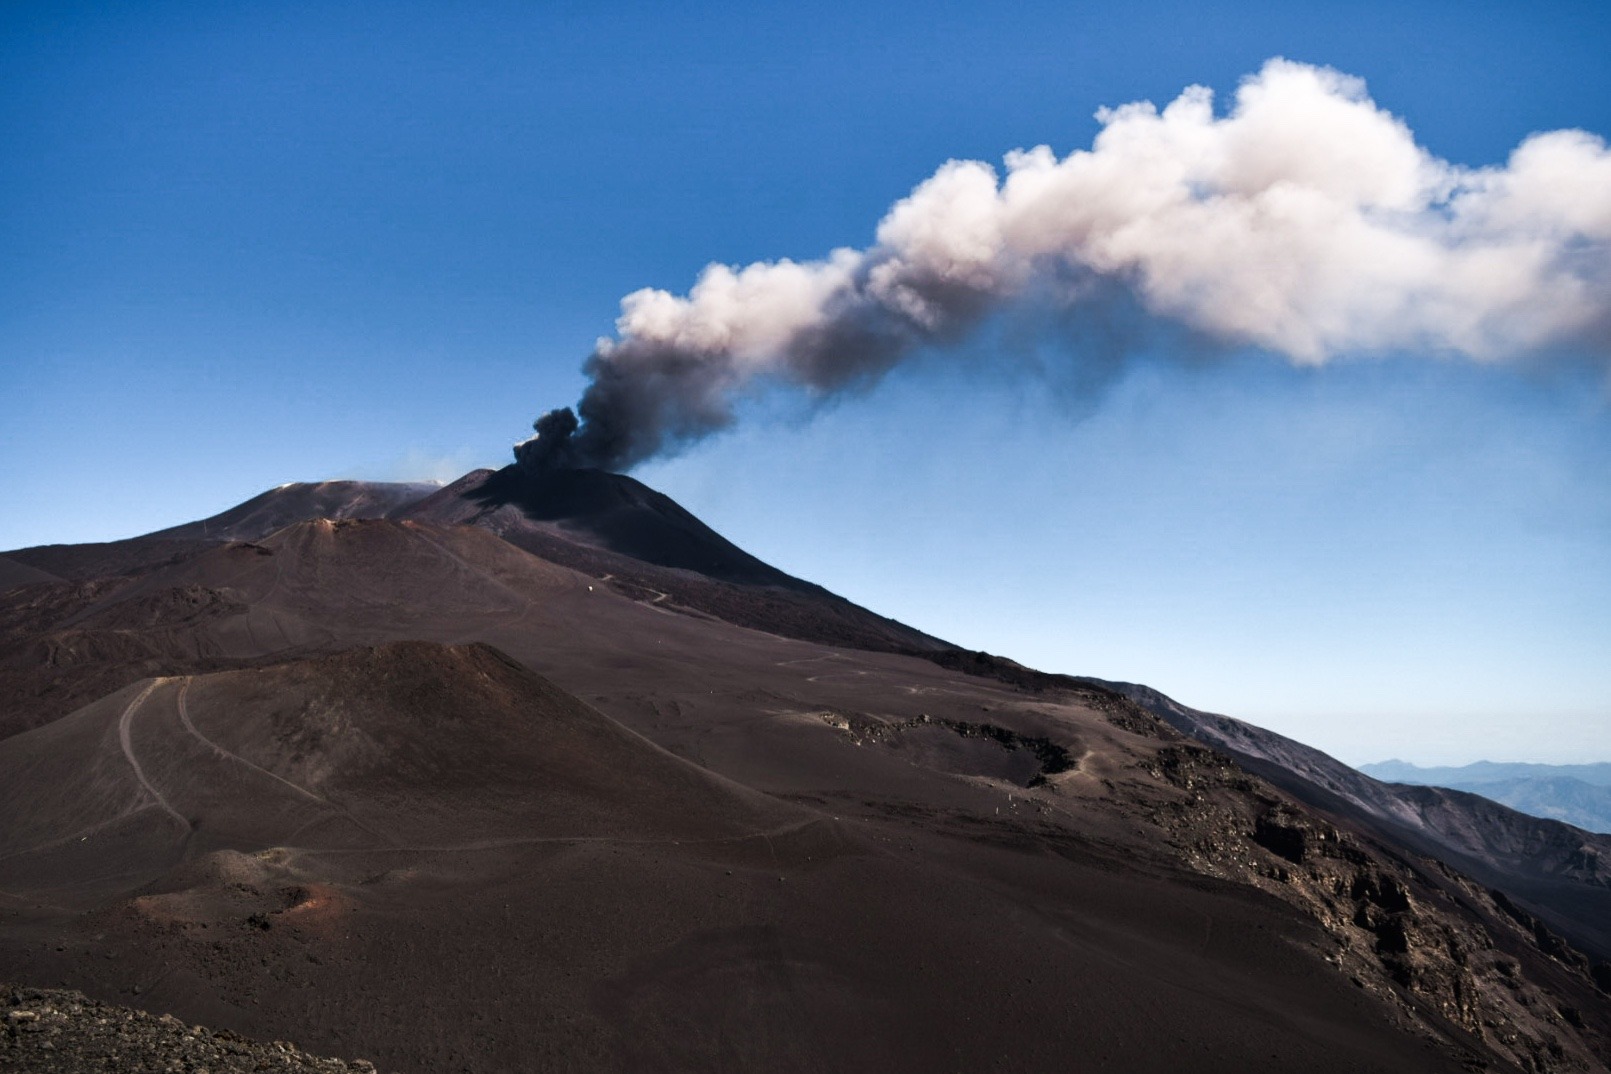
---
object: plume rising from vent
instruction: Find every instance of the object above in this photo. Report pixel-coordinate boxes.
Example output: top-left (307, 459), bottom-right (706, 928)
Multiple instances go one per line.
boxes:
top-left (518, 58), bottom-right (1611, 473)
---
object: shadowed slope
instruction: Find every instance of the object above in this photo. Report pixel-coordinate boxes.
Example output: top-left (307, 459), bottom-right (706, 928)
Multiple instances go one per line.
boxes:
top-left (397, 466), bottom-right (805, 586)
top-left (1092, 677), bottom-right (1611, 962)
top-left (1426, 777), bottom-right (1611, 836)
top-left (4, 538), bottom-right (213, 586)
top-left (0, 555), bottom-right (60, 592)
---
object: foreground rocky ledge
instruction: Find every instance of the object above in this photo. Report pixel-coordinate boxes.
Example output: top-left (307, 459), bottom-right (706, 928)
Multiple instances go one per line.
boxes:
top-left (2, 983), bottom-right (378, 1073)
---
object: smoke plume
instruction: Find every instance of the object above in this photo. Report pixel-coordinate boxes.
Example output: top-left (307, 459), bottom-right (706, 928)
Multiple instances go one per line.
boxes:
top-left (519, 58), bottom-right (1611, 473)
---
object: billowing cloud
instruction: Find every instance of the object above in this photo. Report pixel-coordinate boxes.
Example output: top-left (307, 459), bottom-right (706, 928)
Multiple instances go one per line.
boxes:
top-left (524, 59), bottom-right (1611, 472)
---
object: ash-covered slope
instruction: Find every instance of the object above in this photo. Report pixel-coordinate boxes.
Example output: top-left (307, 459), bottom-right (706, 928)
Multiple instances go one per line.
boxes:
top-left (0, 554), bottom-right (59, 591)
top-left (0, 641), bottom-right (793, 896)
top-left (405, 465), bottom-right (799, 587)
top-left (0, 516), bottom-right (597, 739)
top-left (398, 465), bottom-right (947, 653)
top-left (141, 480), bottom-right (440, 543)
top-left (3, 536), bottom-right (214, 588)
top-left (1417, 776), bottom-right (1611, 836)
top-left (3, 477), bottom-right (1611, 1071)
top-left (2, 466), bottom-right (943, 656)
top-left (1092, 677), bottom-right (1611, 962)
top-left (9, 636), bottom-right (1606, 1072)
top-left (3, 480), bottom-right (438, 583)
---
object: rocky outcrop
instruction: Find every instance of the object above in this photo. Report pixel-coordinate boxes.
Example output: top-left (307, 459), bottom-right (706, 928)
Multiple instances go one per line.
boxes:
top-left (3, 983), bottom-right (378, 1073)
top-left (1128, 741), bottom-right (1611, 1073)
top-left (1093, 677), bottom-right (1611, 963)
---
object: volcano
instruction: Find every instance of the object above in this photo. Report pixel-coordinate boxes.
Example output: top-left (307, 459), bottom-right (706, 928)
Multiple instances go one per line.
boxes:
top-left (411, 464), bottom-right (803, 585)
top-left (1, 468), bottom-right (1609, 1073)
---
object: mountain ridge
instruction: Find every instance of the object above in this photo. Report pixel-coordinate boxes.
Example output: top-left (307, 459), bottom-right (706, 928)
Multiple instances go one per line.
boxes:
top-left (1361, 761), bottom-right (1611, 837)
top-left (1363, 761), bottom-right (1611, 788)
top-left (1088, 676), bottom-right (1611, 961)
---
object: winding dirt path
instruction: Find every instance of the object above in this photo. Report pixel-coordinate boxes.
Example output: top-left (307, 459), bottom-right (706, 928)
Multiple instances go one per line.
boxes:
top-left (281, 816), bottom-right (833, 860)
top-left (174, 678), bottom-right (327, 805)
top-left (175, 678), bottom-right (400, 847)
top-left (116, 680), bottom-right (190, 832)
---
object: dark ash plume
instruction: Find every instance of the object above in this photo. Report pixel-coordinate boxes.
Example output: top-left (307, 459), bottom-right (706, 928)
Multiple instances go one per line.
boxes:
top-left (513, 407), bottom-right (582, 472)
top-left (520, 59), bottom-right (1611, 473)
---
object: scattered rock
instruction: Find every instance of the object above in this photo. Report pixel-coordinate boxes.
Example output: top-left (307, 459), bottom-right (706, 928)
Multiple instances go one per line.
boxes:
top-left (1, 982), bottom-right (379, 1072)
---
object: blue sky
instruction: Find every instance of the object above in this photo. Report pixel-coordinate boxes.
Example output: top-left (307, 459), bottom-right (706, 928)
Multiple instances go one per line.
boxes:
top-left (3, 0), bottom-right (1608, 763)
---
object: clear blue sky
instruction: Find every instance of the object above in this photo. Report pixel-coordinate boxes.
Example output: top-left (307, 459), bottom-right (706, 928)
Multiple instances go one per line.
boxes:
top-left (3, 0), bottom-right (1608, 764)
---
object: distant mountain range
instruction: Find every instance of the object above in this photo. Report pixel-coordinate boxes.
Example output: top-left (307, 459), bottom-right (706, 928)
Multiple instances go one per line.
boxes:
top-left (1361, 761), bottom-right (1611, 835)
top-left (1363, 761), bottom-right (1611, 787)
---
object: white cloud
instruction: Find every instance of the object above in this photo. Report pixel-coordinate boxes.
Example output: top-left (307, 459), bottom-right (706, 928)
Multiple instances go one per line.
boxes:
top-left (569, 59), bottom-right (1611, 467)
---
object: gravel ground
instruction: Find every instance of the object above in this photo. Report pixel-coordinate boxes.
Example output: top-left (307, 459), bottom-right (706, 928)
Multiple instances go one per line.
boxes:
top-left (1, 984), bottom-right (378, 1073)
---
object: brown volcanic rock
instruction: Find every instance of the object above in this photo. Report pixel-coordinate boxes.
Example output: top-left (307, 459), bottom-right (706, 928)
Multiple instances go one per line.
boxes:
top-left (1095, 677), bottom-right (1611, 965)
top-left (1121, 741), bottom-right (1611, 1072)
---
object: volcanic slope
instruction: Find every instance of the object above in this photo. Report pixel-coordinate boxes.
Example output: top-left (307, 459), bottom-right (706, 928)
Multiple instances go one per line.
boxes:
top-left (937, 645), bottom-right (1611, 973)
top-left (0, 483), bottom-right (1607, 1071)
top-left (397, 464), bottom-right (948, 653)
top-left (142, 480), bottom-right (441, 543)
top-left (3, 638), bottom-right (1588, 1074)
top-left (2, 480), bottom-right (438, 584)
top-left (2, 467), bottom-right (943, 656)
top-left (0, 467), bottom-right (934, 739)
top-left (0, 556), bottom-right (59, 591)
top-left (1095, 678), bottom-right (1611, 964)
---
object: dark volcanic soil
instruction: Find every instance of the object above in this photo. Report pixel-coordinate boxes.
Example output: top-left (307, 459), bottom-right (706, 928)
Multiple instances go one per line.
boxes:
top-left (1, 483), bottom-right (1609, 1073)
top-left (397, 466), bottom-right (950, 654)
